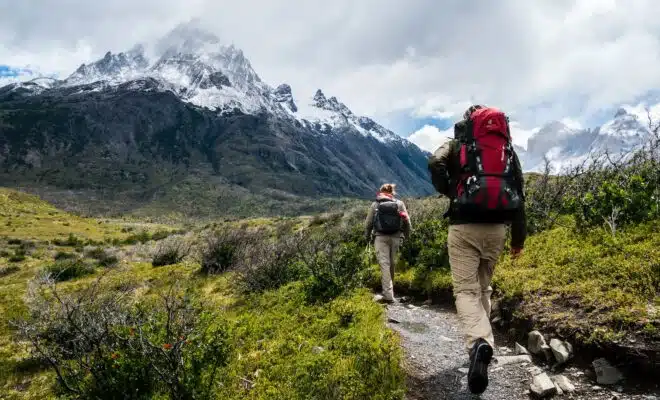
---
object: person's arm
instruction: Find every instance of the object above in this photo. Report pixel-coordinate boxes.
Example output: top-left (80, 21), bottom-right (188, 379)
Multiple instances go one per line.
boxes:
top-left (364, 202), bottom-right (376, 242)
top-left (428, 139), bottom-right (456, 196)
top-left (510, 151), bottom-right (527, 256)
top-left (398, 200), bottom-right (412, 238)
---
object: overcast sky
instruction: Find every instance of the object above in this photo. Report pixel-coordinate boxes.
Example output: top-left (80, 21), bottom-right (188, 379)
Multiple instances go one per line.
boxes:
top-left (2, 0), bottom-right (660, 151)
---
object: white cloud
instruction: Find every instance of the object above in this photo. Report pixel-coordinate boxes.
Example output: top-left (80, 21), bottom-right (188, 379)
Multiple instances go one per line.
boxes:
top-left (409, 120), bottom-right (540, 153)
top-left (408, 125), bottom-right (453, 153)
top-left (1, 0), bottom-right (660, 131)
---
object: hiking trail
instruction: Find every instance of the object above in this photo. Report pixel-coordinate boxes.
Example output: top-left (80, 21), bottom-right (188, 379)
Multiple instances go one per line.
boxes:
top-left (384, 299), bottom-right (660, 400)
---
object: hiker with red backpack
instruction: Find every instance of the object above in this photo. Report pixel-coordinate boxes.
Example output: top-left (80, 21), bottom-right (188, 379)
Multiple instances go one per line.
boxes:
top-left (428, 105), bottom-right (527, 395)
top-left (364, 183), bottom-right (412, 304)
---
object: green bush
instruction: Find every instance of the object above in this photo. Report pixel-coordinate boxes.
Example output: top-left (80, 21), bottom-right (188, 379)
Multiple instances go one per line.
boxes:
top-left (8, 248), bottom-right (27, 263)
top-left (15, 278), bottom-right (232, 399)
top-left (0, 265), bottom-right (20, 277)
top-left (43, 259), bottom-right (96, 282)
top-left (54, 251), bottom-right (77, 261)
top-left (200, 230), bottom-right (256, 275)
top-left (152, 238), bottom-right (190, 267)
top-left (53, 233), bottom-right (83, 247)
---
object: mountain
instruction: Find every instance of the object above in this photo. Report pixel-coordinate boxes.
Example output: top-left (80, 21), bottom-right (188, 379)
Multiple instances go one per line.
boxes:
top-left (517, 108), bottom-right (654, 173)
top-left (0, 21), bottom-right (433, 218)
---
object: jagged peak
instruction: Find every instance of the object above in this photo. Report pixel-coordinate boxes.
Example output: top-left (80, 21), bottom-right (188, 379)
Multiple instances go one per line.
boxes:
top-left (614, 107), bottom-right (628, 118)
top-left (313, 89), bottom-right (326, 102)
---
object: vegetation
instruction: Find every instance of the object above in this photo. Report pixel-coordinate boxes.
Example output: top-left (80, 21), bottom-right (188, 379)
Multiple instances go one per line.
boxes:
top-left (0, 119), bottom-right (658, 398)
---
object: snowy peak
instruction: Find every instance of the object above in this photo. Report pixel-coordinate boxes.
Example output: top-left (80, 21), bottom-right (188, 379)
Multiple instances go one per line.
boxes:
top-left (599, 107), bottom-right (649, 139)
top-left (271, 84), bottom-right (297, 112)
top-left (65, 45), bottom-right (148, 86)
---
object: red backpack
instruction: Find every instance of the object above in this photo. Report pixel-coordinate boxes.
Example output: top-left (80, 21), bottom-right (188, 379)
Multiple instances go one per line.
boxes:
top-left (454, 107), bottom-right (522, 213)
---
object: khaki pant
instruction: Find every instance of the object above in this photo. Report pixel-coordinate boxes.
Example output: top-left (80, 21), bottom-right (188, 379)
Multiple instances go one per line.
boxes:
top-left (374, 234), bottom-right (402, 301)
top-left (448, 224), bottom-right (506, 352)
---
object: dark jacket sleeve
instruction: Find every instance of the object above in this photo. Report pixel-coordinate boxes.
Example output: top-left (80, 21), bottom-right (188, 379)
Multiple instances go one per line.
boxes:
top-left (428, 140), bottom-right (456, 196)
top-left (364, 202), bottom-right (376, 240)
top-left (510, 150), bottom-right (527, 249)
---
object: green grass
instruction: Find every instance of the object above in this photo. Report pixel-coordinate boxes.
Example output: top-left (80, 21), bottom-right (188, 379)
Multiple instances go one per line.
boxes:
top-left (494, 218), bottom-right (660, 343)
top-left (0, 188), bottom-right (405, 399)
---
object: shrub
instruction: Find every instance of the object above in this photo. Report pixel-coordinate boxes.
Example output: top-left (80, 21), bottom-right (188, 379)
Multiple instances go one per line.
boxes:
top-left (152, 237), bottom-right (190, 267)
top-left (199, 229), bottom-right (256, 275)
top-left (8, 248), bottom-right (27, 263)
top-left (7, 238), bottom-right (22, 245)
top-left (43, 259), bottom-right (96, 282)
top-left (234, 233), bottom-right (306, 293)
top-left (53, 233), bottom-right (83, 247)
top-left (298, 231), bottom-right (370, 303)
top-left (14, 277), bottom-right (232, 399)
top-left (85, 247), bottom-right (120, 268)
top-left (0, 249), bottom-right (10, 258)
top-left (54, 251), bottom-right (78, 261)
top-left (122, 231), bottom-right (151, 245)
top-left (0, 265), bottom-right (20, 277)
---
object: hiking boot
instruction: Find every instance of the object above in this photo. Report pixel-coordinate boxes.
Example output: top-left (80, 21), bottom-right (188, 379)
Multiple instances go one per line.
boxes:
top-left (467, 338), bottom-right (493, 394)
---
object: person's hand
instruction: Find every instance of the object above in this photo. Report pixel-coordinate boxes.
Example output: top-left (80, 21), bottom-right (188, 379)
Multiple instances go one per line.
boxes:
top-left (511, 247), bottom-right (523, 259)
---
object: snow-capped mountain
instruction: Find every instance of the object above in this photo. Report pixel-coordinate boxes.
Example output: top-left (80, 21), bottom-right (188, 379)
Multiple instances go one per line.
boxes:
top-left (8, 20), bottom-right (403, 145)
top-left (0, 21), bottom-right (433, 217)
top-left (518, 107), bottom-right (655, 172)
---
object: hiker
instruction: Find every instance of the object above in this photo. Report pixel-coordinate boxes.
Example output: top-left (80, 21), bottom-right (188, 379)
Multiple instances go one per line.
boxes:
top-left (364, 183), bottom-right (412, 303)
top-left (428, 105), bottom-right (527, 395)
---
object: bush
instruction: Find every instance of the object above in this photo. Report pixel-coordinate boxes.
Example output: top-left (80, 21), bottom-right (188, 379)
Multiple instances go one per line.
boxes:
top-left (54, 251), bottom-right (78, 261)
top-left (14, 277), bottom-right (232, 399)
top-left (234, 233), bottom-right (306, 293)
top-left (7, 238), bottom-right (22, 245)
top-left (53, 233), bottom-right (83, 247)
top-left (152, 237), bottom-right (190, 267)
top-left (0, 265), bottom-right (20, 277)
top-left (43, 259), bottom-right (96, 282)
top-left (299, 232), bottom-right (370, 303)
top-left (8, 248), bottom-right (27, 263)
top-left (199, 229), bottom-right (256, 275)
top-left (85, 247), bottom-right (120, 268)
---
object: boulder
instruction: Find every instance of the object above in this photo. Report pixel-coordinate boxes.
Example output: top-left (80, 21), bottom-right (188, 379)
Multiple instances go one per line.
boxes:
top-left (528, 331), bottom-right (547, 355)
top-left (549, 338), bottom-right (573, 364)
top-left (530, 373), bottom-right (558, 398)
top-left (552, 375), bottom-right (576, 393)
top-left (515, 342), bottom-right (531, 355)
top-left (593, 358), bottom-right (623, 385)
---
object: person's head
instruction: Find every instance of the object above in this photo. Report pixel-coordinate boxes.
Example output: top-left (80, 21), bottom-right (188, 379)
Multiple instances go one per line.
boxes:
top-left (379, 183), bottom-right (396, 196)
top-left (463, 104), bottom-right (484, 120)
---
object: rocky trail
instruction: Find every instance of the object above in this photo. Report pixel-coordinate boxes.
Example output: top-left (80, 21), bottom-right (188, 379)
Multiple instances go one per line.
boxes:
top-left (382, 298), bottom-right (660, 400)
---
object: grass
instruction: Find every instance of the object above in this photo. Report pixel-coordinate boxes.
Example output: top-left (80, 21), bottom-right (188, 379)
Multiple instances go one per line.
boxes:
top-left (0, 188), bottom-right (405, 399)
top-left (494, 217), bottom-right (660, 344)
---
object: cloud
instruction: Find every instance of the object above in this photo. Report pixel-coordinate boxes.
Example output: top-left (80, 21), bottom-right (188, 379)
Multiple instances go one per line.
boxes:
top-left (1, 0), bottom-right (660, 132)
top-left (408, 124), bottom-right (454, 153)
top-left (408, 120), bottom-right (540, 153)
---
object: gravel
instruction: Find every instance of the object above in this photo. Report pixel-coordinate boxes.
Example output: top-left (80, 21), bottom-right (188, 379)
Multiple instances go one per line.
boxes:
top-left (385, 301), bottom-right (660, 400)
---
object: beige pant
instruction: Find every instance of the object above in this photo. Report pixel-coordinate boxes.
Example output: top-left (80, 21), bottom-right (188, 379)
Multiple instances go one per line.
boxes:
top-left (448, 224), bottom-right (506, 352)
top-left (374, 234), bottom-right (402, 301)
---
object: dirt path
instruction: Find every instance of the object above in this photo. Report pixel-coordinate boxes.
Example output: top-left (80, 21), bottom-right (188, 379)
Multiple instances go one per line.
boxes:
top-left (385, 300), bottom-right (660, 400)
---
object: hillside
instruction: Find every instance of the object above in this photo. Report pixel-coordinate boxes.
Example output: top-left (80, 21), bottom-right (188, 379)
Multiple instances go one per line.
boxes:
top-left (0, 21), bottom-right (433, 219)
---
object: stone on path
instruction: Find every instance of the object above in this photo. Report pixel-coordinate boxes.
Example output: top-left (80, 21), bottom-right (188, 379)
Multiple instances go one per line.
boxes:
top-left (528, 331), bottom-right (547, 355)
top-left (552, 375), bottom-right (576, 393)
top-left (493, 355), bottom-right (533, 366)
top-left (530, 373), bottom-right (558, 398)
top-left (549, 338), bottom-right (573, 364)
top-left (593, 358), bottom-right (624, 385)
top-left (515, 342), bottom-right (531, 355)
top-left (373, 294), bottom-right (384, 302)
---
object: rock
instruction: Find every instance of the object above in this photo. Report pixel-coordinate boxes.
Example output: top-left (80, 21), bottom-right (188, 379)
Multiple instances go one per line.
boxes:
top-left (458, 367), bottom-right (469, 374)
top-left (387, 318), bottom-right (400, 324)
top-left (554, 382), bottom-right (564, 396)
top-left (593, 358), bottom-right (624, 385)
top-left (494, 355), bottom-right (533, 366)
top-left (491, 316), bottom-right (502, 324)
top-left (405, 304), bottom-right (418, 310)
top-left (527, 366), bottom-right (544, 376)
top-left (541, 344), bottom-right (555, 363)
top-left (312, 346), bottom-right (325, 354)
top-left (528, 331), bottom-right (548, 355)
top-left (552, 375), bottom-right (576, 393)
top-left (516, 342), bottom-right (531, 355)
top-left (422, 299), bottom-right (432, 306)
top-left (530, 373), bottom-right (558, 398)
top-left (550, 338), bottom-right (572, 364)
top-left (593, 385), bottom-right (603, 391)
top-left (373, 294), bottom-right (384, 302)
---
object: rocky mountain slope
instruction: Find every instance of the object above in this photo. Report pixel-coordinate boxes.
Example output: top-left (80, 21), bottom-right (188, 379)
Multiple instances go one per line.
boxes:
top-left (0, 21), bottom-right (433, 218)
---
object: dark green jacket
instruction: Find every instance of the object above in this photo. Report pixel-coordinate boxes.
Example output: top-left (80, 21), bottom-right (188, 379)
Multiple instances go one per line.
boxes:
top-left (428, 138), bottom-right (527, 249)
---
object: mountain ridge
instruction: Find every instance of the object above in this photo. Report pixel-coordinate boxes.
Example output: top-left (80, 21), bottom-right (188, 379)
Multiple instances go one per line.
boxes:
top-left (0, 21), bottom-right (434, 218)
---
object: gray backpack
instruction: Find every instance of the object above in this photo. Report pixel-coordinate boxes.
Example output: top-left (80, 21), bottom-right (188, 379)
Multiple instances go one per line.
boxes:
top-left (373, 199), bottom-right (402, 234)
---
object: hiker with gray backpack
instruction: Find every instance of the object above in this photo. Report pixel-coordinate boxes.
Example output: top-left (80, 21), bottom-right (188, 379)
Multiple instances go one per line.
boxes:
top-left (428, 104), bottom-right (527, 395)
top-left (364, 183), bottom-right (412, 304)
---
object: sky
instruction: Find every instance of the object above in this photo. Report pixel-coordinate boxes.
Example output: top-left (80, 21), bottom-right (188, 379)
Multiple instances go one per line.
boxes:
top-left (2, 0), bottom-right (660, 152)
